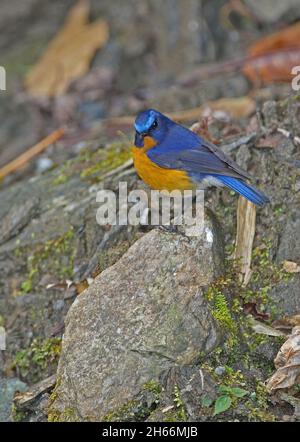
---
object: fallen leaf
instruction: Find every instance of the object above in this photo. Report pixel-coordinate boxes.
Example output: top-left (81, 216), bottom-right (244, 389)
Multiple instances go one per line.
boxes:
top-left (234, 197), bottom-right (256, 285)
top-left (243, 302), bottom-right (270, 321)
top-left (248, 22), bottom-right (300, 58)
top-left (242, 49), bottom-right (300, 85)
top-left (282, 260), bottom-right (300, 273)
top-left (266, 326), bottom-right (300, 392)
top-left (179, 22), bottom-right (300, 86)
top-left (25, 0), bottom-right (109, 97)
top-left (242, 21), bottom-right (300, 85)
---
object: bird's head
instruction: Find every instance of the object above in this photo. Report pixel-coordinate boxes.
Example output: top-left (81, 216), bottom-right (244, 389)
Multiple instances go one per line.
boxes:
top-left (134, 109), bottom-right (171, 148)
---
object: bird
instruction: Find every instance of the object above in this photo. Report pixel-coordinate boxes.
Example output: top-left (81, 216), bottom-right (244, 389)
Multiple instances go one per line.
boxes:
top-left (132, 109), bottom-right (269, 207)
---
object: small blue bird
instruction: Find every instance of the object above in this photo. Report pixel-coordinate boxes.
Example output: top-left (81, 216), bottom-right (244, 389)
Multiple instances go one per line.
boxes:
top-left (132, 109), bottom-right (269, 207)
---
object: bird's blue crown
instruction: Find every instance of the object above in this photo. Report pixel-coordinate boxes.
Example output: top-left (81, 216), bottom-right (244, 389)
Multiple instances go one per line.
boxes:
top-left (134, 109), bottom-right (157, 134)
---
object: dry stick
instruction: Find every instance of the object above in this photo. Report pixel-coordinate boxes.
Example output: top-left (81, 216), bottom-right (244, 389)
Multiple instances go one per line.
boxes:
top-left (234, 196), bottom-right (257, 286)
top-left (0, 128), bottom-right (65, 180)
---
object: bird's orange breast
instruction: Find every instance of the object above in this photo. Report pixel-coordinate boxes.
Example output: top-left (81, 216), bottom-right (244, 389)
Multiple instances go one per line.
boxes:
top-left (132, 137), bottom-right (193, 191)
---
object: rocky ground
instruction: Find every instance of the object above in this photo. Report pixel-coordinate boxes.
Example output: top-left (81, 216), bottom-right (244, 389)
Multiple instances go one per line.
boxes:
top-left (1, 0), bottom-right (300, 422)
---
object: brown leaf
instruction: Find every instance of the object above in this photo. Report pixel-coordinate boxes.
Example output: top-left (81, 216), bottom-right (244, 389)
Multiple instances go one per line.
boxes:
top-left (248, 22), bottom-right (300, 57)
top-left (234, 197), bottom-right (256, 285)
top-left (242, 22), bottom-right (300, 85)
top-left (25, 0), bottom-right (109, 97)
top-left (243, 302), bottom-right (270, 321)
top-left (266, 326), bottom-right (300, 392)
top-left (242, 48), bottom-right (300, 85)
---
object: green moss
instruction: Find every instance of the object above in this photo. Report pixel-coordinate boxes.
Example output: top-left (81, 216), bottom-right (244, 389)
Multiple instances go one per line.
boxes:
top-left (51, 142), bottom-right (132, 187)
top-left (19, 228), bottom-right (75, 295)
top-left (11, 404), bottom-right (27, 422)
top-left (243, 239), bottom-right (292, 312)
top-left (205, 278), bottom-right (238, 350)
top-left (143, 380), bottom-right (162, 397)
top-left (48, 407), bottom-right (79, 423)
top-left (52, 174), bottom-right (68, 186)
top-left (103, 400), bottom-right (140, 422)
top-left (198, 238), bottom-right (292, 421)
top-left (172, 385), bottom-right (187, 421)
top-left (80, 142), bottom-right (131, 181)
top-left (13, 337), bottom-right (61, 380)
top-left (244, 382), bottom-right (275, 422)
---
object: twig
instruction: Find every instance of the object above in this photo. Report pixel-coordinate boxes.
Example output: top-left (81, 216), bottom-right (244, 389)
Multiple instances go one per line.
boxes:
top-left (234, 196), bottom-right (256, 285)
top-left (0, 128), bottom-right (65, 180)
top-left (222, 132), bottom-right (256, 152)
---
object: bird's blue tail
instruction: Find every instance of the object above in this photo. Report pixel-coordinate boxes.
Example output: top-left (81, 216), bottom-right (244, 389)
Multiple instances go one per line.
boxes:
top-left (216, 175), bottom-right (269, 207)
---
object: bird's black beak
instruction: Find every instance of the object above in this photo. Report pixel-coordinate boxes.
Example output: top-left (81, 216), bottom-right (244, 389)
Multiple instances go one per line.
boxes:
top-left (134, 131), bottom-right (144, 147)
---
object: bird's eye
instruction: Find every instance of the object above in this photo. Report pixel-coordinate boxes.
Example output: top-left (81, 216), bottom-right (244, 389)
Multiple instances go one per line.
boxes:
top-left (151, 120), bottom-right (158, 130)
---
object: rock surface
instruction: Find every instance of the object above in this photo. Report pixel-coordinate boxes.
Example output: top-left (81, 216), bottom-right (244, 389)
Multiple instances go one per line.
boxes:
top-left (50, 217), bottom-right (223, 421)
top-left (0, 377), bottom-right (27, 422)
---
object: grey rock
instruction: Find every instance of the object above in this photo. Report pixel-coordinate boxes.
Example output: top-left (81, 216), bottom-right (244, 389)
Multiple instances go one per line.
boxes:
top-left (0, 149), bottom-right (141, 380)
top-left (277, 210), bottom-right (300, 262)
top-left (0, 377), bottom-right (27, 422)
top-left (269, 209), bottom-right (300, 317)
top-left (0, 197), bottom-right (39, 246)
top-left (50, 217), bottom-right (224, 421)
top-left (269, 276), bottom-right (300, 316)
top-left (214, 366), bottom-right (226, 376)
top-left (36, 157), bottom-right (54, 174)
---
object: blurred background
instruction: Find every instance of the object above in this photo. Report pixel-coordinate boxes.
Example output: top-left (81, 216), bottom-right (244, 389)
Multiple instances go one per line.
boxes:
top-left (1, 0), bottom-right (300, 423)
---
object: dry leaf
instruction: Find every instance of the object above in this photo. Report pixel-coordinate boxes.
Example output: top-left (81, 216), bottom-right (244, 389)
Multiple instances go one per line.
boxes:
top-left (248, 22), bottom-right (300, 57)
top-left (243, 302), bottom-right (270, 321)
top-left (242, 48), bottom-right (300, 85)
top-left (242, 22), bottom-right (300, 85)
top-left (266, 326), bottom-right (300, 392)
top-left (234, 196), bottom-right (256, 285)
top-left (282, 260), bottom-right (300, 274)
top-left (25, 0), bottom-right (109, 97)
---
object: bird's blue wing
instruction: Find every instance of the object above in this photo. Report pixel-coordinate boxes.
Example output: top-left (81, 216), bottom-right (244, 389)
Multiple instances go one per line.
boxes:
top-left (147, 124), bottom-right (251, 180)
